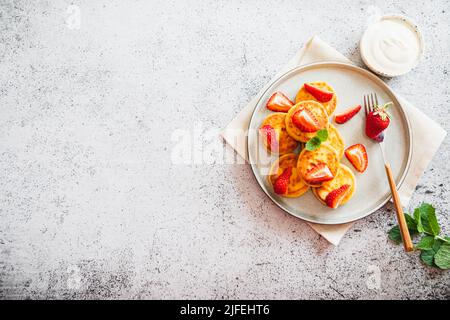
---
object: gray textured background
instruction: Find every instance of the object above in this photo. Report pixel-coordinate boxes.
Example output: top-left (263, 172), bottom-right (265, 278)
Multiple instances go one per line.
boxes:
top-left (1, 0), bottom-right (449, 299)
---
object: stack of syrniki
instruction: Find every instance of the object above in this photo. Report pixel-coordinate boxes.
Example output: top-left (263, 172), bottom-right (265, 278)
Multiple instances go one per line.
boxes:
top-left (259, 82), bottom-right (356, 209)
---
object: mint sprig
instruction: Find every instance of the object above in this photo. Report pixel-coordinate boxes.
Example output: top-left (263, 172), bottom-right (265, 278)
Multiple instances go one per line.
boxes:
top-left (305, 129), bottom-right (328, 151)
top-left (388, 203), bottom-right (450, 269)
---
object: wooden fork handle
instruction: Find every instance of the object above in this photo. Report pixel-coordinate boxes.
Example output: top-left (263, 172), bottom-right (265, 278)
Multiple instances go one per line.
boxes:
top-left (385, 163), bottom-right (414, 252)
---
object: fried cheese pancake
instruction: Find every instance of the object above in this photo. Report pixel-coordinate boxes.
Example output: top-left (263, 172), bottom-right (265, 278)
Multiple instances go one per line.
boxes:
top-left (323, 124), bottom-right (345, 160)
top-left (312, 164), bottom-right (356, 206)
top-left (260, 113), bottom-right (299, 154)
top-left (295, 81), bottom-right (337, 115)
top-left (297, 144), bottom-right (339, 187)
top-left (285, 101), bottom-right (329, 142)
top-left (268, 153), bottom-right (309, 198)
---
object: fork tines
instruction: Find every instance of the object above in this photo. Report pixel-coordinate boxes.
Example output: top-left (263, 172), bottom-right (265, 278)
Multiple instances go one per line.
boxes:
top-left (364, 93), bottom-right (379, 115)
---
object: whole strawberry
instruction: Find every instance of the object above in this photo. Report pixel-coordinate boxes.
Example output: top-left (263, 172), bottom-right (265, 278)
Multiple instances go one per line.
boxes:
top-left (365, 102), bottom-right (392, 140)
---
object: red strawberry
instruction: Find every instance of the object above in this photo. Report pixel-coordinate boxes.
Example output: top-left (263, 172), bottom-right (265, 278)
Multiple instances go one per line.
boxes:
top-left (325, 184), bottom-right (350, 209)
top-left (266, 92), bottom-right (294, 112)
top-left (345, 144), bottom-right (368, 173)
top-left (273, 167), bottom-right (292, 195)
top-left (304, 163), bottom-right (334, 184)
top-left (292, 108), bottom-right (321, 132)
top-left (334, 105), bottom-right (362, 124)
top-left (373, 132), bottom-right (385, 142)
top-left (365, 102), bottom-right (392, 139)
top-left (304, 83), bottom-right (334, 102)
top-left (260, 125), bottom-right (278, 151)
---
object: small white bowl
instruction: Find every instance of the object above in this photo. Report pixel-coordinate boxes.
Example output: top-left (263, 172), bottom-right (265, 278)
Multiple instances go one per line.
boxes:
top-left (360, 14), bottom-right (424, 77)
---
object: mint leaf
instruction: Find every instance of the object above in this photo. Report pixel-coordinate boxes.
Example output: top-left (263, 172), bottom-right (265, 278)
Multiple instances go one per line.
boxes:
top-left (418, 203), bottom-right (440, 235)
top-left (388, 214), bottom-right (418, 244)
top-left (316, 129), bottom-right (328, 142)
top-left (413, 207), bottom-right (424, 233)
top-left (434, 242), bottom-right (450, 269)
top-left (416, 235), bottom-right (434, 250)
top-left (433, 238), bottom-right (443, 252)
top-left (388, 202), bottom-right (449, 269)
top-left (388, 226), bottom-right (402, 244)
top-left (305, 137), bottom-right (321, 151)
top-left (420, 239), bottom-right (443, 268)
top-left (405, 213), bottom-right (418, 233)
top-left (420, 250), bottom-right (435, 267)
top-left (422, 203), bottom-right (440, 236)
top-left (306, 130), bottom-right (328, 151)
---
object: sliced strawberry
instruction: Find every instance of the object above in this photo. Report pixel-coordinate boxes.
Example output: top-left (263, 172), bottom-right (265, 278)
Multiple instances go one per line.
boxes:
top-left (273, 167), bottom-right (292, 195)
top-left (292, 108), bottom-right (321, 132)
top-left (365, 102), bottom-right (392, 139)
top-left (304, 83), bottom-right (334, 102)
top-left (345, 144), bottom-right (368, 173)
top-left (304, 163), bottom-right (334, 184)
top-left (334, 105), bottom-right (361, 124)
top-left (325, 184), bottom-right (350, 209)
top-left (266, 92), bottom-right (294, 112)
top-left (260, 125), bottom-right (278, 151)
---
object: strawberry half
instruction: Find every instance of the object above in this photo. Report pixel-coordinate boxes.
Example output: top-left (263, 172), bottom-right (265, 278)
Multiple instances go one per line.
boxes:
top-left (304, 83), bottom-right (334, 102)
top-left (260, 125), bottom-right (278, 151)
top-left (273, 167), bottom-right (292, 195)
top-left (292, 108), bottom-right (321, 132)
top-left (334, 105), bottom-right (361, 124)
top-left (266, 92), bottom-right (294, 112)
top-left (365, 102), bottom-right (392, 139)
top-left (325, 184), bottom-right (350, 209)
top-left (345, 144), bottom-right (368, 173)
top-left (304, 163), bottom-right (334, 184)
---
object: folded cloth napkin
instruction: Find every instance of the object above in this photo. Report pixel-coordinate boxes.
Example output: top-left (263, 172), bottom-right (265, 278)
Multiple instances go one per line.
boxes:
top-left (221, 36), bottom-right (447, 245)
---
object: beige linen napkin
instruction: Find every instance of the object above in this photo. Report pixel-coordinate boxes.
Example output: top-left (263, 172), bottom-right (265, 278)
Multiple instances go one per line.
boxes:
top-left (221, 36), bottom-right (447, 245)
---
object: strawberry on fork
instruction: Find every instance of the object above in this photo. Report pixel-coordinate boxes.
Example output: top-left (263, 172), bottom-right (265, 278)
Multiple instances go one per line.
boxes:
top-left (365, 100), bottom-right (392, 140)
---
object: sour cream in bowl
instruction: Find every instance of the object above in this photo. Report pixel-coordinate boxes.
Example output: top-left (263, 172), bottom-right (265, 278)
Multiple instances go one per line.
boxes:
top-left (360, 15), bottom-right (424, 77)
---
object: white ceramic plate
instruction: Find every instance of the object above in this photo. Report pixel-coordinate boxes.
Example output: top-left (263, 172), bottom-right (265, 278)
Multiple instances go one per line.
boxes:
top-left (247, 62), bottom-right (412, 225)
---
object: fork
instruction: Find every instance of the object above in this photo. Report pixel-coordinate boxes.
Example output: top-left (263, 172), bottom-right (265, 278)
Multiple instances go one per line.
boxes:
top-left (364, 93), bottom-right (414, 252)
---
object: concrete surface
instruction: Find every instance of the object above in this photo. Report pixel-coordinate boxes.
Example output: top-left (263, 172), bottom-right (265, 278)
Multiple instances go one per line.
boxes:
top-left (1, 0), bottom-right (449, 299)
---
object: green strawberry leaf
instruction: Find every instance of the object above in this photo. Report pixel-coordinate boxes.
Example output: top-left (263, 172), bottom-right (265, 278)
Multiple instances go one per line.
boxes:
top-left (316, 129), bottom-right (328, 142)
top-left (434, 242), bottom-right (450, 269)
top-left (305, 137), bottom-right (322, 151)
top-left (420, 250), bottom-right (436, 267)
top-left (416, 235), bottom-right (435, 250)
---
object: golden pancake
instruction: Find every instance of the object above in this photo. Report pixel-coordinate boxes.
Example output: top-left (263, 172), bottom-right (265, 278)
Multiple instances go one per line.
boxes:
top-left (297, 144), bottom-right (339, 187)
top-left (312, 164), bottom-right (356, 206)
top-left (295, 82), bottom-right (337, 115)
top-left (268, 153), bottom-right (309, 198)
top-left (285, 101), bottom-right (329, 142)
top-left (260, 113), bottom-right (299, 155)
top-left (323, 124), bottom-right (345, 159)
